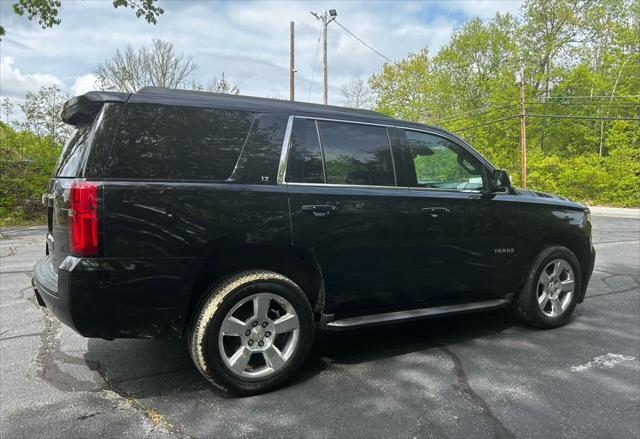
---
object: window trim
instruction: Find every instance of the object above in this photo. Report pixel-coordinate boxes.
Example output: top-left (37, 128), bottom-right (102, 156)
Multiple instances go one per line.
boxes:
top-left (400, 127), bottom-right (489, 193)
top-left (277, 116), bottom-right (493, 193)
top-left (280, 116), bottom-right (399, 188)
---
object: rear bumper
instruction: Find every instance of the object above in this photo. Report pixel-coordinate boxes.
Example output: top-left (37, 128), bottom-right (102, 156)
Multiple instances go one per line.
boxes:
top-left (33, 255), bottom-right (78, 331)
top-left (32, 254), bottom-right (196, 339)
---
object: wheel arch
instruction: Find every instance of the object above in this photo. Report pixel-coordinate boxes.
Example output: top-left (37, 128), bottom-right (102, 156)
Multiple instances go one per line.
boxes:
top-left (184, 244), bottom-right (325, 332)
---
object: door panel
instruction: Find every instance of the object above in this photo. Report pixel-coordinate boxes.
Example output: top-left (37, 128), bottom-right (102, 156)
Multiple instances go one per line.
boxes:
top-left (286, 117), bottom-right (415, 314)
top-left (399, 128), bottom-right (520, 302)
top-left (288, 185), bottom-right (416, 313)
top-left (403, 190), bottom-right (520, 302)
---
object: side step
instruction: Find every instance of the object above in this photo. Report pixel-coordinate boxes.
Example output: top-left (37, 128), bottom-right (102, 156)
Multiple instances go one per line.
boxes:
top-left (324, 298), bottom-right (510, 330)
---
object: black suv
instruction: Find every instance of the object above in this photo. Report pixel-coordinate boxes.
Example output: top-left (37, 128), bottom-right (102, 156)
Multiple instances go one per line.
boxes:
top-left (33, 87), bottom-right (595, 395)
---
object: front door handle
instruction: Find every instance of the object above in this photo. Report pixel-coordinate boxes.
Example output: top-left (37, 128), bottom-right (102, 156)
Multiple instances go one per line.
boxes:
top-left (422, 207), bottom-right (450, 217)
top-left (301, 205), bottom-right (337, 217)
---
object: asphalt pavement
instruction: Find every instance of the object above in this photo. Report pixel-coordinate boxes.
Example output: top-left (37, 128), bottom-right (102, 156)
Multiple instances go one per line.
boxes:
top-left (1, 214), bottom-right (639, 438)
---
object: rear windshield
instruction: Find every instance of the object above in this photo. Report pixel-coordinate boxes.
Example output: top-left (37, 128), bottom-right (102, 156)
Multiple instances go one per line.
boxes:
top-left (55, 124), bottom-right (92, 177)
top-left (107, 104), bottom-right (254, 181)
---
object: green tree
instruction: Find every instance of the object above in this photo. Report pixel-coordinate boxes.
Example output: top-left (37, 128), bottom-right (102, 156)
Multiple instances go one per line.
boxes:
top-left (18, 85), bottom-right (72, 145)
top-left (368, 0), bottom-right (640, 206)
top-left (0, 0), bottom-right (163, 38)
top-left (0, 122), bottom-right (61, 224)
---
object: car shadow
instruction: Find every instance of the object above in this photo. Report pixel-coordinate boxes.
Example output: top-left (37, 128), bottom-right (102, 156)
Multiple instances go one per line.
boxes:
top-left (84, 308), bottom-right (516, 399)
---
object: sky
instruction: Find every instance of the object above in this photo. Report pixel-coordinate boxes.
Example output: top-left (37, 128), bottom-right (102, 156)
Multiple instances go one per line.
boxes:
top-left (0, 0), bottom-right (522, 117)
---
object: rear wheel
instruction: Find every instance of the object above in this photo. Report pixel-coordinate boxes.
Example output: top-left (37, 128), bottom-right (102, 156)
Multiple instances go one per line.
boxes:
top-left (189, 270), bottom-right (314, 395)
top-left (513, 246), bottom-right (581, 328)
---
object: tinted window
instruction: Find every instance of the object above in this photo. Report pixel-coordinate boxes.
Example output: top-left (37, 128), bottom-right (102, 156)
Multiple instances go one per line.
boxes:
top-left (317, 121), bottom-right (395, 186)
top-left (405, 130), bottom-right (484, 190)
top-left (286, 119), bottom-right (324, 183)
top-left (108, 104), bottom-right (253, 180)
top-left (229, 113), bottom-right (287, 184)
top-left (55, 125), bottom-right (92, 177)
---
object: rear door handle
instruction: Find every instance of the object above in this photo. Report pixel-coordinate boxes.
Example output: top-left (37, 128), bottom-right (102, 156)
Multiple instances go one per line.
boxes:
top-left (301, 205), bottom-right (337, 217)
top-left (422, 207), bottom-right (450, 217)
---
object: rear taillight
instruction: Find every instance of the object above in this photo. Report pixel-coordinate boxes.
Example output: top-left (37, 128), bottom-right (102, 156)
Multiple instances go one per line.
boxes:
top-left (69, 180), bottom-right (99, 256)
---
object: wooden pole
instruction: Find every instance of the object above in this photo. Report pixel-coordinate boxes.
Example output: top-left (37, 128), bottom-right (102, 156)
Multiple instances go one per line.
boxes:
top-left (289, 21), bottom-right (295, 101)
top-left (519, 67), bottom-right (527, 189)
top-left (322, 14), bottom-right (328, 105)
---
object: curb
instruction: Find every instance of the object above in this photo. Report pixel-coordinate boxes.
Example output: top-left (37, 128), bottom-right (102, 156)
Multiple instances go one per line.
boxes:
top-left (589, 206), bottom-right (640, 219)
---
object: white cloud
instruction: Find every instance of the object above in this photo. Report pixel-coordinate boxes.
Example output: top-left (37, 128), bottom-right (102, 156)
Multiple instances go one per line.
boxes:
top-left (71, 73), bottom-right (99, 96)
top-left (0, 56), bottom-right (64, 98)
top-left (0, 1), bottom-right (522, 106)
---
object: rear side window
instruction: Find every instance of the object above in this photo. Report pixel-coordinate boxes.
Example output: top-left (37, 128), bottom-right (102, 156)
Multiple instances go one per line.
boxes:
top-left (108, 104), bottom-right (254, 180)
top-left (286, 119), bottom-right (324, 183)
top-left (229, 113), bottom-right (288, 184)
top-left (55, 125), bottom-right (92, 177)
top-left (317, 121), bottom-right (395, 186)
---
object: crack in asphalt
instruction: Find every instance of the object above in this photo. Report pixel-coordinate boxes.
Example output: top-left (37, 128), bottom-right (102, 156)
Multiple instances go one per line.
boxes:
top-left (587, 286), bottom-right (640, 299)
top-left (93, 360), bottom-right (192, 438)
top-left (34, 308), bottom-right (103, 392)
top-left (0, 332), bottom-right (44, 342)
top-left (1, 269), bottom-right (34, 275)
top-left (29, 292), bottom-right (189, 438)
top-left (109, 367), bottom-right (193, 386)
top-left (437, 345), bottom-right (515, 439)
top-left (0, 246), bottom-right (18, 258)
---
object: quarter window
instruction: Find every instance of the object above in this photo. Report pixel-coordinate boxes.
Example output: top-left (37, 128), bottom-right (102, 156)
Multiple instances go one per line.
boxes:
top-left (317, 121), bottom-right (395, 186)
top-left (108, 104), bottom-right (254, 180)
top-left (404, 130), bottom-right (484, 190)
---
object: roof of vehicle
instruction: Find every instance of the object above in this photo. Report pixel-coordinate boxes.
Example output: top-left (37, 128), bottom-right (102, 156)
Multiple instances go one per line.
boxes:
top-left (71, 86), bottom-right (443, 131)
top-left (65, 87), bottom-right (494, 169)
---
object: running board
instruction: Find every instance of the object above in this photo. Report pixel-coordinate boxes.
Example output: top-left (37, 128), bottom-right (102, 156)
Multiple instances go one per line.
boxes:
top-left (324, 299), bottom-right (510, 330)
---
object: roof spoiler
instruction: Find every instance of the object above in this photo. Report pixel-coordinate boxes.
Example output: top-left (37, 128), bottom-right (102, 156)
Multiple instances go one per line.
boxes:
top-left (61, 91), bottom-right (130, 126)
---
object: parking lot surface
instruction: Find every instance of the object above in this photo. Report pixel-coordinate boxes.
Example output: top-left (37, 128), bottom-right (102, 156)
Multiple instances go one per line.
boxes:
top-left (1, 213), bottom-right (639, 438)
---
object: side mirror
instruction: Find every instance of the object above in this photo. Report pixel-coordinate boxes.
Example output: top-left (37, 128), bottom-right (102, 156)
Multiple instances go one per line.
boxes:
top-left (490, 169), bottom-right (511, 192)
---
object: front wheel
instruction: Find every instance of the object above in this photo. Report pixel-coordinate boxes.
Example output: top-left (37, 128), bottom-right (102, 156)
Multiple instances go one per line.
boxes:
top-left (189, 270), bottom-right (314, 395)
top-left (513, 246), bottom-right (582, 329)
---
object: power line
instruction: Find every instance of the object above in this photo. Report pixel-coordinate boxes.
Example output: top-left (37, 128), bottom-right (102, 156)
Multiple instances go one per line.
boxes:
top-left (527, 114), bottom-right (640, 121)
top-left (433, 102), bottom-right (518, 124)
top-left (451, 116), bottom-right (520, 132)
top-left (451, 114), bottom-right (640, 132)
top-left (333, 19), bottom-right (395, 64)
top-left (540, 95), bottom-right (640, 100)
top-left (436, 100), bottom-right (638, 125)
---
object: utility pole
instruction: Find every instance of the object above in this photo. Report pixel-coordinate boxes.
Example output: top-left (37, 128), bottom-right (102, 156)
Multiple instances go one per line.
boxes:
top-left (517, 67), bottom-right (527, 189)
top-left (311, 9), bottom-right (337, 105)
top-left (289, 21), bottom-right (295, 101)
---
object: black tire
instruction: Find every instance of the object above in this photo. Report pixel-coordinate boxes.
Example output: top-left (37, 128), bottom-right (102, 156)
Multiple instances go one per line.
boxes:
top-left (513, 245), bottom-right (582, 329)
top-left (189, 270), bottom-right (314, 396)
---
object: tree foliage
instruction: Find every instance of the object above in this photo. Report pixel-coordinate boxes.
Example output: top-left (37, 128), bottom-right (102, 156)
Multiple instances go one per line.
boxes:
top-left (0, 122), bottom-right (61, 224)
top-left (0, 0), bottom-right (163, 38)
top-left (16, 85), bottom-right (72, 145)
top-left (369, 0), bottom-right (639, 206)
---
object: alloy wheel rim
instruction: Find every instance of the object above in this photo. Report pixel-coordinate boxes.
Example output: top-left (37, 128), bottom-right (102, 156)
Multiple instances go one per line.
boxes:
top-left (537, 258), bottom-right (575, 318)
top-left (218, 293), bottom-right (300, 379)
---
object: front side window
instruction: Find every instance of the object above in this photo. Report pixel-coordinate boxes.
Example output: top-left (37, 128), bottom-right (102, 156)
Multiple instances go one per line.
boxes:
top-left (404, 130), bottom-right (484, 191)
top-left (317, 121), bottom-right (395, 186)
